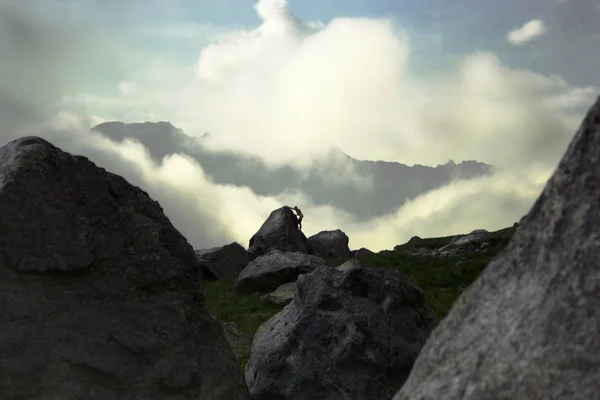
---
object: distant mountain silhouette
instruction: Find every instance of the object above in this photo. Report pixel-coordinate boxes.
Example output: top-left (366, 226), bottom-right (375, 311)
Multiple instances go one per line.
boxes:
top-left (92, 121), bottom-right (493, 220)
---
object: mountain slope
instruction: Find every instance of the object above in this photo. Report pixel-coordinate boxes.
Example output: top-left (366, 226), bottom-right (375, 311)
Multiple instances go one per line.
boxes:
top-left (92, 121), bottom-right (493, 220)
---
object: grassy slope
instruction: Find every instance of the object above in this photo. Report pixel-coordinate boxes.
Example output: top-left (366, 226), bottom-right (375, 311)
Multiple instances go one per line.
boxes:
top-left (203, 225), bottom-right (518, 353)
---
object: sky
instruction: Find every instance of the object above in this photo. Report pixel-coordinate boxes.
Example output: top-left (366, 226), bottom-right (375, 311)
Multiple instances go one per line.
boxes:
top-left (0, 0), bottom-right (599, 251)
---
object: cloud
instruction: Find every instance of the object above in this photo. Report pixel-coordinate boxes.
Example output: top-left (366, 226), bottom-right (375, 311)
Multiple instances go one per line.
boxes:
top-left (2, 0), bottom-right (598, 252)
top-left (38, 115), bottom-right (545, 252)
top-left (506, 19), bottom-right (547, 45)
top-left (57, 1), bottom-right (591, 173)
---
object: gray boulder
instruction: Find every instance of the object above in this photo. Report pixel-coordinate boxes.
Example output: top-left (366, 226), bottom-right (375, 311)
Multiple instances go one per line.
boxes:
top-left (195, 242), bottom-right (249, 281)
top-left (0, 137), bottom-right (248, 400)
top-left (351, 247), bottom-right (375, 258)
top-left (248, 206), bottom-right (308, 260)
top-left (222, 322), bottom-right (252, 364)
top-left (393, 95), bottom-right (600, 399)
top-left (260, 282), bottom-right (297, 305)
top-left (307, 229), bottom-right (352, 261)
top-left (246, 259), bottom-right (438, 400)
top-left (432, 229), bottom-right (491, 257)
top-left (236, 250), bottom-right (326, 294)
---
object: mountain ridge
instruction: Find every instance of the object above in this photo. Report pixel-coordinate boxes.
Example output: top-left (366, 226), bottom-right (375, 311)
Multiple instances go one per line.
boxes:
top-left (92, 121), bottom-right (494, 220)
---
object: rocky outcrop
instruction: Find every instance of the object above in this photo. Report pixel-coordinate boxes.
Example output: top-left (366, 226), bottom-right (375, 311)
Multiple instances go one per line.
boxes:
top-left (351, 247), bottom-right (375, 258)
top-left (261, 282), bottom-right (297, 305)
top-left (393, 95), bottom-right (600, 399)
top-left (431, 229), bottom-right (490, 257)
top-left (195, 242), bottom-right (249, 281)
top-left (236, 250), bottom-right (326, 294)
top-left (247, 206), bottom-right (308, 260)
top-left (222, 322), bottom-right (252, 363)
top-left (246, 259), bottom-right (438, 400)
top-left (0, 137), bottom-right (248, 400)
top-left (307, 229), bottom-right (352, 261)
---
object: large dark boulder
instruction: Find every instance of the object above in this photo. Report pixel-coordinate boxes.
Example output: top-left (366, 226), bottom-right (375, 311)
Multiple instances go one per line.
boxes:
top-left (393, 95), bottom-right (600, 399)
top-left (236, 250), bottom-right (326, 294)
top-left (0, 137), bottom-right (249, 400)
top-left (247, 206), bottom-right (308, 260)
top-left (246, 259), bottom-right (438, 400)
top-left (307, 229), bottom-right (352, 261)
top-left (195, 242), bottom-right (249, 281)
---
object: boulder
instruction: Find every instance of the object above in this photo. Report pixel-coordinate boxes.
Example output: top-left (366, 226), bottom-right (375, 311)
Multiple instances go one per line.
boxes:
top-left (432, 229), bottom-right (491, 257)
top-left (195, 242), bottom-right (249, 281)
top-left (393, 95), bottom-right (600, 399)
top-left (222, 322), bottom-right (252, 363)
top-left (307, 229), bottom-right (352, 261)
top-left (246, 259), bottom-right (438, 400)
top-left (247, 206), bottom-right (308, 260)
top-left (351, 247), bottom-right (375, 258)
top-left (0, 137), bottom-right (248, 400)
top-left (260, 282), bottom-right (297, 305)
top-left (236, 250), bottom-right (326, 294)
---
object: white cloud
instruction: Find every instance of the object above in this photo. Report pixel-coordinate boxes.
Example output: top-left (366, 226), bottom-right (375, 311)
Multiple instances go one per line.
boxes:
top-left (506, 19), bottom-right (547, 45)
top-left (3, 0), bottom-right (598, 252)
top-left (60, 2), bottom-right (590, 172)
top-left (37, 119), bottom-right (547, 252)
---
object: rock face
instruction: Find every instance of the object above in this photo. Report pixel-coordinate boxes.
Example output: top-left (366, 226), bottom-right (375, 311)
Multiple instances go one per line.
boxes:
top-left (195, 242), bottom-right (249, 281)
top-left (247, 206), bottom-right (308, 260)
top-left (236, 250), bottom-right (326, 294)
top-left (246, 259), bottom-right (439, 400)
top-left (260, 282), bottom-right (297, 305)
top-left (307, 229), bottom-right (352, 261)
top-left (393, 95), bottom-right (600, 399)
top-left (351, 247), bottom-right (375, 258)
top-left (432, 229), bottom-right (490, 257)
top-left (0, 137), bottom-right (248, 400)
top-left (222, 322), bottom-right (252, 363)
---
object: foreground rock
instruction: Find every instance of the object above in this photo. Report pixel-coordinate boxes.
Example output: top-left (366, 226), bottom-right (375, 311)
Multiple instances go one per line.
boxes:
top-left (307, 229), bottom-right (352, 261)
top-left (247, 259), bottom-right (438, 400)
top-left (247, 206), bottom-right (308, 260)
top-left (222, 322), bottom-right (252, 363)
top-left (236, 250), bottom-right (326, 294)
top-left (260, 282), bottom-right (297, 305)
top-left (394, 95), bottom-right (600, 399)
top-left (0, 137), bottom-right (248, 400)
top-left (195, 242), bottom-right (249, 281)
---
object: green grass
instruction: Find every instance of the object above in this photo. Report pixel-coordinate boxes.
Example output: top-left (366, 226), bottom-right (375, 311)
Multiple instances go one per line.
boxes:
top-left (202, 279), bottom-right (285, 342)
top-left (358, 226), bottom-right (518, 316)
top-left (202, 225), bottom-right (518, 365)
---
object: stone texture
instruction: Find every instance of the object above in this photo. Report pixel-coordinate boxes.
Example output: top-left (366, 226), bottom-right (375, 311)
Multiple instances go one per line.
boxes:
top-left (393, 95), bottom-right (600, 399)
top-left (236, 250), bottom-right (326, 294)
top-left (260, 282), bottom-right (297, 306)
top-left (307, 229), bottom-right (352, 261)
top-left (222, 322), bottom-right (252, 363)
top-left (0, 137), bottom-right (248, 400)
top-left (195, 242), bottom-right (249, 281)
top-left (246, 259), bottom-right (438, 400)
top-left (247, 206), bottom-right (308, 260)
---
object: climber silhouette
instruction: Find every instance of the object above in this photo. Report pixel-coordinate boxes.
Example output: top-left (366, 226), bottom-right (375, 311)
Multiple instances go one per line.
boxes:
top-left (291, 206), bottom-right (303, 230)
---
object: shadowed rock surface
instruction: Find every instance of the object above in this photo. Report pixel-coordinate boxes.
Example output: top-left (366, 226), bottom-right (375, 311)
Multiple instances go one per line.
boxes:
top-left (0, 137), bottom-right (248, 400)
top-left (222, 322), bottom-right (252, 363)
top-left (236, 250), bottom-right (326, 294)
top-left (247, 206), bottom-right (308, 260)
top-left (307, 229), bottom-right (352, 261)
top-left (393, 95), bottom-right (600, 399)
top-left (195, 242), bottom-right (249, 281)
top-left (260, 282), bottom-right (297, 306)
top-left (351, 247), bottom-right (375, 258)
top-left (246, 259), bottom-right (438, 400)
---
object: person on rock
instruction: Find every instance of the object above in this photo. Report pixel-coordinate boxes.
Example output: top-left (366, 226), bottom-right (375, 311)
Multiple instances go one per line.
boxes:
top-left (291, 206), bottom-right (303, 230)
